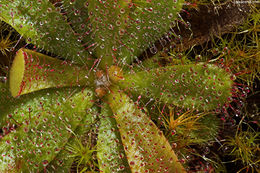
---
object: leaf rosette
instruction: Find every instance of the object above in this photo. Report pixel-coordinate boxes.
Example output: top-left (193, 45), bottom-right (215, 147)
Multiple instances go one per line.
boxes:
top-left (0, 0), bottom-right (234, 172)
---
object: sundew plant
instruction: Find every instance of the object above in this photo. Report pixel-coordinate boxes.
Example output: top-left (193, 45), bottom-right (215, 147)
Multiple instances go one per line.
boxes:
top-left (0, 0), bottom-right (248, 172)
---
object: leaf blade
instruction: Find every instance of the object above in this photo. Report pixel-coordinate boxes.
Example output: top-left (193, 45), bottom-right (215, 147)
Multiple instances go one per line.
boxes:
top-left (45, 106), bottom-right (99, 173)
top-left (0, 0), bottom-right (91, 64)
top-left (9, 48), bottom-right (95, 97)
top-left (106, 87), bottom-right (186, 173)
top-left (97, 103), bottom-right (131, 173)
top-left (0, 87), bottom-right (95, 172)
top-left (118, 64), bottom-right (233, 111)
top-left (88, 0), bottom-right (184, 68)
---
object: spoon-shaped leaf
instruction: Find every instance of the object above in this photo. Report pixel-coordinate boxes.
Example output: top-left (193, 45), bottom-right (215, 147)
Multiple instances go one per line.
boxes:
top-left (0, 87), bottom-right (94, 172)
top-left (118, 64), bottom-right (233, 111)
top-left (88, 0), bottom-right (184, 68)
top-left (97, 103), bottom-right (131, 173)
top-left (9, 48), bottom-right (95, 97)
top-left (88, 0), bottom-right (131, 68)
top-left (106, 87), bottom-right (186, 173)
top-left (0, 0), bottom-right (91, 64)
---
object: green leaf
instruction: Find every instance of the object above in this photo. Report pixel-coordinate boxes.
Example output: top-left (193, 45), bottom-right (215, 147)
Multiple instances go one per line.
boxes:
top-left (9, 48), bottom-right (95, 97)
top-left (88, 0), bottom-right (184, 68)
top-left (0, 0), bottom-right (91, 65)
top-left (118, 64), bottom-right (233, 111)
top-left (97, 103), bottom-right (131, 173)
top-left (0, 87), bottom-right (94, 172)
top-left (120, 0), bottom-right (184, 63)
top-left (0, 82), bottom-right (15, 121)
top-left (62, 0), bottom-right (92, 46)
top-left (45, 106), bottom-right (99, 173)
top-left (88, 0), bottom-right (129, 68)
top-left (106, 87), bottom-right (186, 173)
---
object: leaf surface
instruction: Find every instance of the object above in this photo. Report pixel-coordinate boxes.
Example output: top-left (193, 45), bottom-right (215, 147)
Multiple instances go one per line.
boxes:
top-left (0, 0), bottom-right (91, 64)
top-left (9, 48), bottom-right (95, 97)
top-left (97, 103), bottom-right (131, 173)
top-left (61, 0), bottom-right (93, 47)
top-left (88, 0), bottom-right (184, 68)
top-left (45, 106), bottom-right (99, 173)
top-left (118, 64), bottom-right (233, 111)
top-left (0, 87), bottom-right (94, 172)
top-left (106, 87), bottom-right (186, 173)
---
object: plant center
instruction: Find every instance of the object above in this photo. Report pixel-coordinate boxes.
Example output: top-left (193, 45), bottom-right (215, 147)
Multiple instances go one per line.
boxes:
top-left (94, 66), bottom-right (124, 98)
